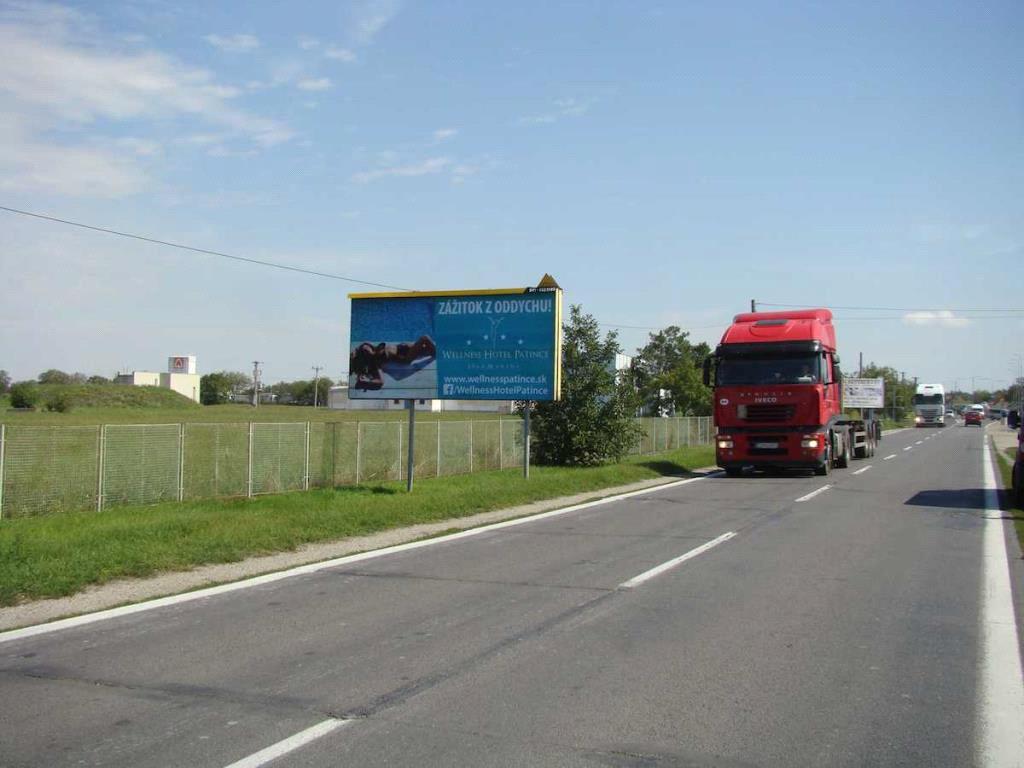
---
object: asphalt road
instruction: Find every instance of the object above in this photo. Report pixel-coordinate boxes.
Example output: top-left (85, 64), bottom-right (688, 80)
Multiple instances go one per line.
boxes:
top-left (1, 423), bottom-right (1021, 767)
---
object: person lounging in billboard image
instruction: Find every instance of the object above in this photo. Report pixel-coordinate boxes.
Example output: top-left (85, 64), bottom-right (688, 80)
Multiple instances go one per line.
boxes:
top-left (350, 335), bottom-right (437, 390)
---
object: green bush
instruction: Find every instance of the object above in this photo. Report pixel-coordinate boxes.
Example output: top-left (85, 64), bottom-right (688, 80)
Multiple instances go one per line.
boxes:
top-left (8, 382), bottom-right (40, 409)
top-left (44, 392), bottom-right (73, 413)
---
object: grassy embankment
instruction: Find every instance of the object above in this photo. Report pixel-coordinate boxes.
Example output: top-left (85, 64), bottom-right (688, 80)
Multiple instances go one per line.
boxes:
top-left (0, 385), bottom-right (517, 426)
top-left (0, 445), bottom-right (716, 606)
top-left (993, 445), bottom-right (1024, 551)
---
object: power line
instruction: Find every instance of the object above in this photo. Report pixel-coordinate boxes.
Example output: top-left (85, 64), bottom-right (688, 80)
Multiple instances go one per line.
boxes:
top-left (0, 204), bottom-right (410, 291)
top-left (760, 301), bottom-right (1024, 313)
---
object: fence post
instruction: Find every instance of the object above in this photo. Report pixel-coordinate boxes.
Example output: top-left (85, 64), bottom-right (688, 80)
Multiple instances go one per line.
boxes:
top-left (0, 424), bottom-right (5, 519)
top-left (247, 422), bottom-right (254, 498)
top-left (97, 425), bottom-right (106, 512)
top-left (469, 420), bottom-right (474, 473)
top-left (397, 420), bottom-right (403, 481)
top-left (177, 423), bottom-right (185, 502)
top-left (436, 421), bottom-right (441, 477)
top-left (498, 419), bottom-right (503, 470)
top-left (304, 422), bottom-right (310, 491)
top-left (355, 422), bottom-right (362, 484)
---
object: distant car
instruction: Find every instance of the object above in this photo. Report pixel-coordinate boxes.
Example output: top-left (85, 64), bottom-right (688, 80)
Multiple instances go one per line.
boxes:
top-left (945, 410), bottom-right (954, 418)
top-left (964, 410), bottom-right (983, 427)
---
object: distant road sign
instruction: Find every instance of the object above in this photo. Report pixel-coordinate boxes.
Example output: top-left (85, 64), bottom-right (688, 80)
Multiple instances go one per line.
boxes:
top-left (843, 377), bottom-right (885, 408)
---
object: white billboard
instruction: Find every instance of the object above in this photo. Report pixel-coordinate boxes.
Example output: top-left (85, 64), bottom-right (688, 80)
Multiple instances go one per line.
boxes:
top-left (843, 377), bottom-right (885, 408)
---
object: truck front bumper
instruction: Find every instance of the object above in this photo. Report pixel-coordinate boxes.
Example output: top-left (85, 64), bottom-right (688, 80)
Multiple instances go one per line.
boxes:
top-left (716, 431), bottom-right (826, 470)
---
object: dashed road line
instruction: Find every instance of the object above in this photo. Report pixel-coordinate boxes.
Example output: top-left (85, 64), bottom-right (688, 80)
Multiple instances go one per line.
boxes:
top-left (795, 485), bottom-right (832, 503)
top-left (883, 454), bottom-right (897, 461)
top-left (851, 465), bottom-right (872, 475)
top-left (223, 719), bottom-right (349, 768)
top-left (618, 532), bottom-right (737, 589)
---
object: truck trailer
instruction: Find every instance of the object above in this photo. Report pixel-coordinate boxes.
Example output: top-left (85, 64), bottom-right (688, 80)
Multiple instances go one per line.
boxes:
top-left (703, 308), bottom-right (880, 476)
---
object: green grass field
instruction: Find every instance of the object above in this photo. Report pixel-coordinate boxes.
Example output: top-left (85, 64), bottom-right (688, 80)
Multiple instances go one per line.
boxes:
top-left (994, 446), bottom-right (1024, 552)
top-left (0, 445), bottom-right (716, 606)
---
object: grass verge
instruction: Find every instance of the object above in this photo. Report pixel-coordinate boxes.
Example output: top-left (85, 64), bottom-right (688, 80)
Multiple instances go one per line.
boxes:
top-left (0, 445), bottom-right (715, 606)
top-left (993, 446), bottom-right (1024, 553)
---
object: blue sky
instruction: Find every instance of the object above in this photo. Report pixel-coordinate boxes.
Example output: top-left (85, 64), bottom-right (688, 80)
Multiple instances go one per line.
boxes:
top-left (1, 0), bottom-right (1022, 392)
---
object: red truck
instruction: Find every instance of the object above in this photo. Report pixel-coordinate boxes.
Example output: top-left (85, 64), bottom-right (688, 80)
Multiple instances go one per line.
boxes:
top-left (703, 308), bottom-right (879, 477)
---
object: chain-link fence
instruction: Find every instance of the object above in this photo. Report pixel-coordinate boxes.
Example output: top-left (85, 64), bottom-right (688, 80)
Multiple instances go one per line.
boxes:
top-left (0, 416), bottom-right (711, 518)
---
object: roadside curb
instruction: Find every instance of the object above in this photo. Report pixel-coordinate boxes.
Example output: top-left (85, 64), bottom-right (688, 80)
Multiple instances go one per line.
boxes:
top-left (0, 465), bottom-right (721, 634)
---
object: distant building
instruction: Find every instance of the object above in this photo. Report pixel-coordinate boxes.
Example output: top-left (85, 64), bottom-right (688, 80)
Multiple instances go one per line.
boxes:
top-left (115, 356), bottom-right (200, 403)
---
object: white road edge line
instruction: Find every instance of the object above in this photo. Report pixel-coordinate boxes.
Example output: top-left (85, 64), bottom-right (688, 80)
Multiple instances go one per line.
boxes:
top-left (851, 465), bottom-right (872, 475)
top-left (903, 446), bottom-right (913, 451)
top-left (618, 531), bottom-right (736, 589)
top-left (977, 440), bottom-right (1024, 765)
top-left (223, 718), bottom-right (348, 768)
top-left (915, 440), bottom-right (924, 445)
top-left (794, 485), bottom-right (832, 503)
top-left (0, 472), bottom-right (724, 644)
top-left (883, 454), bottom-right (897, 461)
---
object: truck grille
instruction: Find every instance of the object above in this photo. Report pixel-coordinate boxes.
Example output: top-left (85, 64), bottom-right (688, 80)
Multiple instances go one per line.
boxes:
top-left (744, 404), bottom-right (796, 422)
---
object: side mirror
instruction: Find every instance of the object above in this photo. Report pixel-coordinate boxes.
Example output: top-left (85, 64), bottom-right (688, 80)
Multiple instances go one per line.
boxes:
top-left (702, 357), bottom-right (712, 387)
top-left (1009, 410), bottom-right (1020, 429)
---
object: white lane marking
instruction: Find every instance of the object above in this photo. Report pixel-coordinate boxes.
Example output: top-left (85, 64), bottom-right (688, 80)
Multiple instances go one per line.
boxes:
top-left (0, 472), bottom-right (723, 644)
top-left (851, 465), bottom-right (872, 475)
top-left (618, 531), bottom-right (736, 589)
top-left (977, 440), bottom-right (1024, 765)
top-left (915, 440), bottom-right (923, 445)
top-left (795, 485), bottom-right (832, 503)
top-left (224, 719), bottom-right (348, 768)
top-left (883, 454), bottom-right (897, 461)
top-left (903, 446), bottom-right (913, 452)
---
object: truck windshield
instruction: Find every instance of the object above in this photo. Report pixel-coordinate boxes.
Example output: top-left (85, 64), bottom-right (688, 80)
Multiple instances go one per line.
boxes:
top-left (913, 394), bottom-right (943, 405)
top-left (716, 355), bottom-right (820, 386)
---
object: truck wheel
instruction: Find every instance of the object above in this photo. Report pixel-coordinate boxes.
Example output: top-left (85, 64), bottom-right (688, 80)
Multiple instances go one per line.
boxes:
top-left (814, 442), bottom-right (831, 476)
top-left (854, 439), bottom-right (867, 460)
top-left (836, 432), bottom-right (851, 468)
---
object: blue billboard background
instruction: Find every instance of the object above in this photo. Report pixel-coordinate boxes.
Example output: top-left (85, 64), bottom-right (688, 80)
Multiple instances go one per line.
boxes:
top-left (349, 290), bottom-right (560, 400)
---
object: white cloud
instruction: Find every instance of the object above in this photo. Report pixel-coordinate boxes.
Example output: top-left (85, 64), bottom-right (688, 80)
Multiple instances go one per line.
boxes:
top-left (297, 36), bottom-right (320, 50)
top-left (0, 5), bottom-right (291, 195)
top-left (204, 33), bottom-right (260, 52)
top-left (297, 77), bottom-right (332, 91)
top-left (324, 46), bottom-right (356, 62)
top-left (432, 127), bottom-right (458, 142)
top-left (517, 96), bottom-right (593, 126)
top-left (353, 156), bottom-right (451, 183)
top-left (350, 0), bottom-right (401, 45)
top-left (903, 311), bottom-right (972, 328)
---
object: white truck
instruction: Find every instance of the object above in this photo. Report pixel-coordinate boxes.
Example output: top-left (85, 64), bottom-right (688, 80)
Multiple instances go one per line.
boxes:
top-left (913, 383), bottom-right (946, 427)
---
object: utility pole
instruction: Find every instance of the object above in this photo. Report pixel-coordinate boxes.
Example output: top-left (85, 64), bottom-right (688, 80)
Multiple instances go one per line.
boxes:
top-left (251, 361), bottom-right (262, 408)
top-left (750, 299), bottom-right (756, 313)
top-left (312, 365), bottom-right (323, 408)
top-left (858, 352), bottom-right (863, 377)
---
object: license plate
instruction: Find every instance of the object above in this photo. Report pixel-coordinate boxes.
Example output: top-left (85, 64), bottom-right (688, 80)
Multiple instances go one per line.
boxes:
top-left (755, 441), bottom-right (779, 449)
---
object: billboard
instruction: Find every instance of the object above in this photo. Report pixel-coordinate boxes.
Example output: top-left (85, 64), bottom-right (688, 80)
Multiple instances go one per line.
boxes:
top-left (348, 285), bottom-right (562, 401)
top-left (842, 377), bottom-right (885, 408)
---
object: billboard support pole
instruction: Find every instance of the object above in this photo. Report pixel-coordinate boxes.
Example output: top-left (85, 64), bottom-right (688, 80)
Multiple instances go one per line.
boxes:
top-left (405, 400), bottom-right (415, 492)
top-left (523, 404), bottom-right (531, 479)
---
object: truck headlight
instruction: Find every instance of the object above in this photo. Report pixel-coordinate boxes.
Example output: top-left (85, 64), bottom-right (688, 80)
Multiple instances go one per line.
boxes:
top-left (801, 437), bottom-right (819, 448)
top-left (717, 439), bottom-right (734, 449)
top-left (915, 416), bottom-right (922, 423)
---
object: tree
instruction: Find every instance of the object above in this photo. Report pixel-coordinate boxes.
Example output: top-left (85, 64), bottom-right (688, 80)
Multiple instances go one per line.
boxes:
top-left (861, 363), bottom-right (917, 421)
top-left (200, 371), bottom-right (250, 405)
top-left (87, 375), bottom-right (110, 385)
top-left (37, 369), bottom-right (73, 385)
top-left (528, 305), bottom-right (642, 466)
top-left (631, 326), bottom-right (712, 416)
top-left (0, 370), bottom-right (10, 394)
top-left (9, 381), bottom-right (40, 409)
